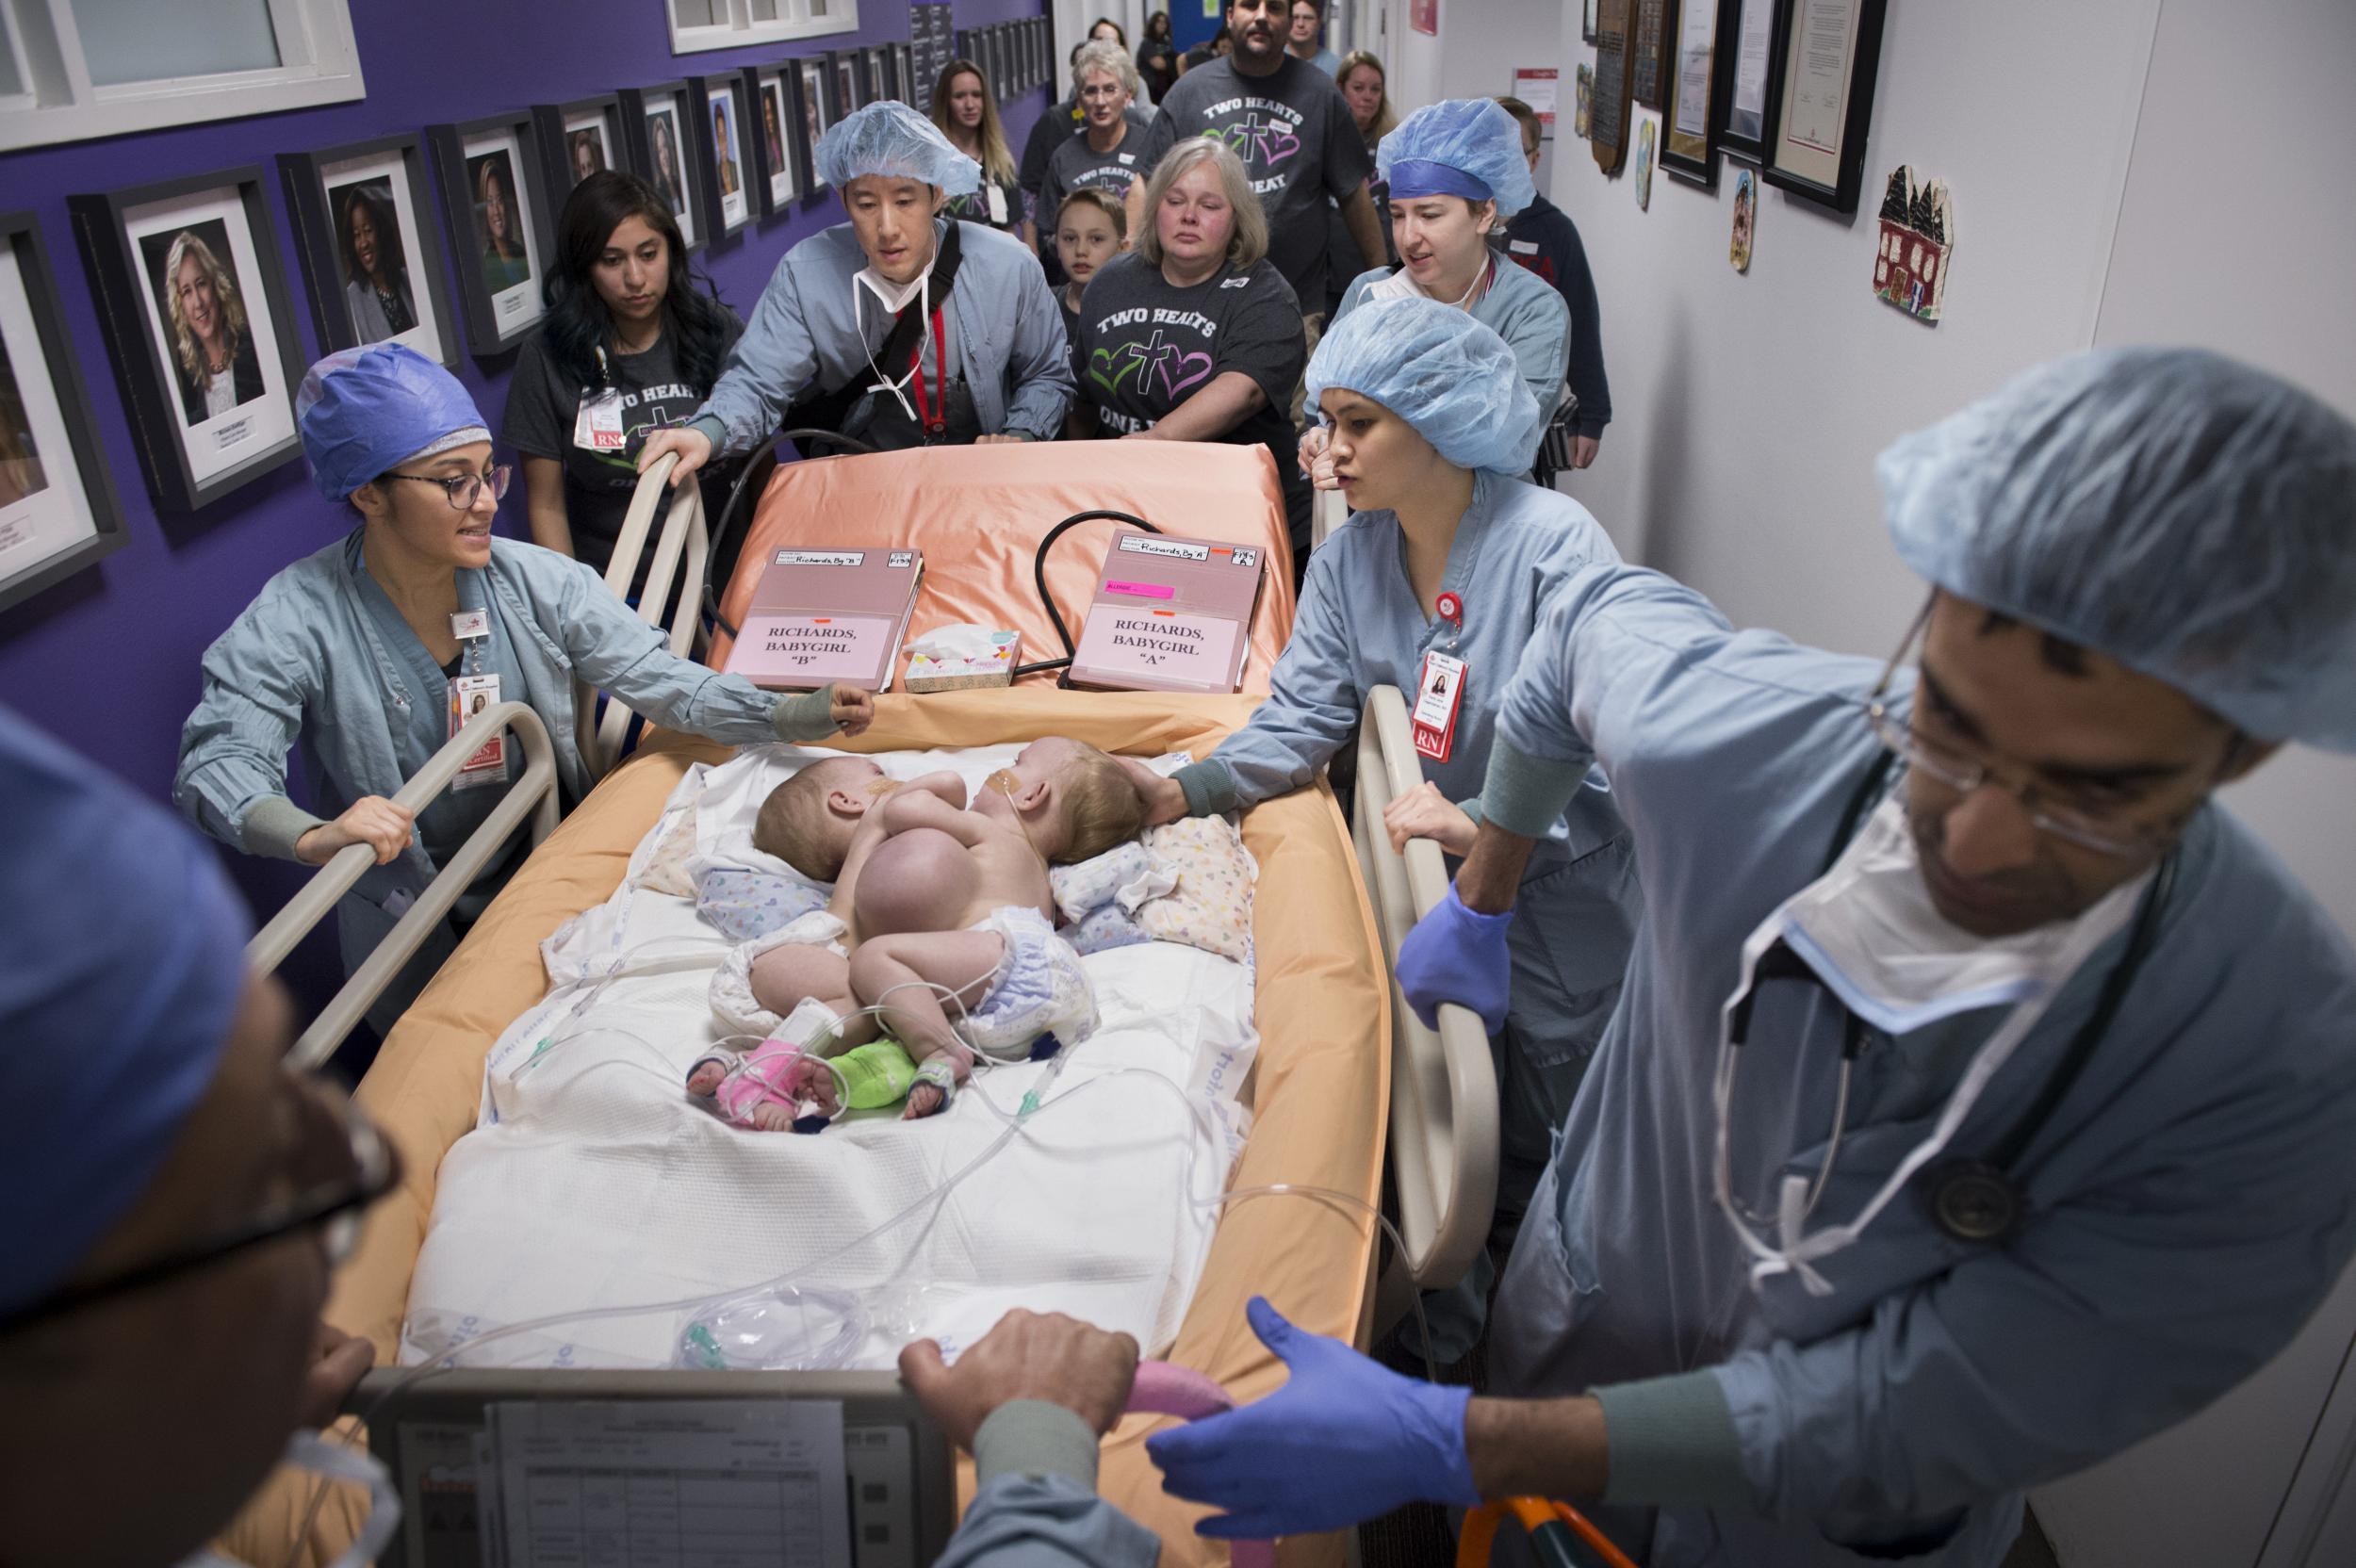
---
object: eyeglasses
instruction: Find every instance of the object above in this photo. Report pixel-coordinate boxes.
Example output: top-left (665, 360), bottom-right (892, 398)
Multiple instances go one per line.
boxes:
top-left (1863, 603), bottom-right (2184, 859)
top-left (0, 1073), bottom-right (401, 1337)
top-left (383, 464), bottom-right (512, 511)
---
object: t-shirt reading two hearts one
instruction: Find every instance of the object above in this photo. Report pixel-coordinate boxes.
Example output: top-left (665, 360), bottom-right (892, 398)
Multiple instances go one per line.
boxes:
top-left (1152, 54), bottom-right (1371, 308)
top-left (1072, 251), bottom-right (1304, 490)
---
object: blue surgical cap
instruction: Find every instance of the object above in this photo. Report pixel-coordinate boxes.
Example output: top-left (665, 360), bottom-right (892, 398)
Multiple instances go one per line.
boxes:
top-left (0, 707), bottom-right (252, 1316)
top-left (1882, 347), bottom-right (2356, 751)
top-left (297, 342), bottom-right (490, 501)
top-left (815, 101), bottom-right (981, 197)
top-left (1378, 99), bottom-right (1537, 217)
top-left (1305, 296), bottom-right (1542, 477)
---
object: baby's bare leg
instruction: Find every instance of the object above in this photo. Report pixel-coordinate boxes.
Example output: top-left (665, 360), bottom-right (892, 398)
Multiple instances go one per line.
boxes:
top-left (848, 931), bottom-right (1004, 1118)
top-left (690, 945), bottom-right (871, 1099)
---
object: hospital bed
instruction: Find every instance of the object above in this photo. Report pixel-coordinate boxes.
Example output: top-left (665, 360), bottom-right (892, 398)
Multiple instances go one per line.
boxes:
top-left (228, 443), bottom-right (1498, 1567)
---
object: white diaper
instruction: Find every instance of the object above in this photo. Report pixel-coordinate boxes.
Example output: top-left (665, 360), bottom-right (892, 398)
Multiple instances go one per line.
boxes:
top-left (709, 909), bottom-right (850, 1037)
top-left (956, 906), bottom-right (1099, 1062)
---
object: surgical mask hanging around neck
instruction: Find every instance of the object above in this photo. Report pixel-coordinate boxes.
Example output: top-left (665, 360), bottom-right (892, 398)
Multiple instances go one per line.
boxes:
top-left (1710, 792), bottom-right (2151, 1295)
top-left (852, 260), bottom-right (936, 422)
top-left (282, 1428), bottom-right (402, 1568)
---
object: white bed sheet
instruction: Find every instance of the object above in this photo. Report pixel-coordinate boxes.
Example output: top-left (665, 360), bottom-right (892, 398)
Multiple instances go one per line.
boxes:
top-left (401, 743), bottom-right (1256, 1371)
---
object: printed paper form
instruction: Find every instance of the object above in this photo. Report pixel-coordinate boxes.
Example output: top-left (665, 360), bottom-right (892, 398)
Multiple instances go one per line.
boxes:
top-left (490, 1398), bottom-right (849, 1567)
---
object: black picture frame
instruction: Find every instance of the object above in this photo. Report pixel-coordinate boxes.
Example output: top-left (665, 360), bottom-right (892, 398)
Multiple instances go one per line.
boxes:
top-left (67, 166), bottom-right (306, 512)
top-left (619, 80), bottom-right (716, 253)
top-left (279, 133), bottom-right (459, 369)
top-left (0, 210), bottom-right (127, 609)
top-left (424, 111), bottom-right (554, 356)
top-left (1759, 0), bottom-right (1888, 216)
top-left (1659, 0), bottom-right (1740, 189)
top-left (827, 49), bottom-right (862, 120)
top-left (1584, 0), bottom-right (1602, 44)
top-left (1715, 0), bottom-right (1788, 165)
top-left (690, 73), bottom-right (754, 242)
top-left (864, 45), bottom-right (892, 105)
top-left (792, 58), bottom-right (832, 196)
top-left (532, 93), bottom-right (628, 213)
top-left (994, 24), bottom-right (1015, 102)
top-left (744, 64), bottom-right (803, 220)
top-left (895, 42), bottom-right (916, 105)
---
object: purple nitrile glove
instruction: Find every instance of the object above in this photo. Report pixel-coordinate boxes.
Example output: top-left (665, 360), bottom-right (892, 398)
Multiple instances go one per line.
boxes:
top-left (1146, 1297), bottom-right (1478, 1539)
top-left (1395, 883), bottom-right (1513, 1033)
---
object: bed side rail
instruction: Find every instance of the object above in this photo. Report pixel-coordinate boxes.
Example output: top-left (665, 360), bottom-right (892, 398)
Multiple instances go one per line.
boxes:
top-left (581, 451), bottom-right (712, 778)
top-left (1351, 684), bottom-right (1500, 1329)
top-left (246, 700), bottom-right (562, 1070)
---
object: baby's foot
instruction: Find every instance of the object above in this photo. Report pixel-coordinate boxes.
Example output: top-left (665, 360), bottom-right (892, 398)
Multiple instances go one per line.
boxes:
top-left (787, 1054), bottom-right (842, 1118)
top-left (685, 1053), bottom-right (730, 1098)
top-left (901, 1081), bottom-right (948, 1119)
top-left (749, 1099), bottom-right (801, 1131)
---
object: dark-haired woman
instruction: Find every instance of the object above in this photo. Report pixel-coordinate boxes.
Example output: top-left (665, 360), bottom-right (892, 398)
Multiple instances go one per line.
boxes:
top-left (339, 186), bottom-right (417, 343)
top-left (502, 171), bottom-right (747, 590)
top-left (1137, 11), bottom-right (1178, 102)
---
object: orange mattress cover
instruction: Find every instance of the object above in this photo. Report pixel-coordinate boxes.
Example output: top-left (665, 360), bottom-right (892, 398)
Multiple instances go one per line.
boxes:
top-left (707, 441), bottom-right (1298, 693)
top-left (225, 691), bottom-right (1383, 1568)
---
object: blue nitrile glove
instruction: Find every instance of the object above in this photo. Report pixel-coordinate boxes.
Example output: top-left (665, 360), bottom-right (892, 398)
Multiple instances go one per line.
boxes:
top-left (1146, 1297), bottom-right (1478, 1540)
top-left (1395, 884), bottom-right (1513, 1033)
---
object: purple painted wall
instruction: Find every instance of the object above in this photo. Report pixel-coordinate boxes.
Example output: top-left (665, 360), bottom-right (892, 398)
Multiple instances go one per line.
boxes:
top-left (0, 0), bottom-right (1048, 1014)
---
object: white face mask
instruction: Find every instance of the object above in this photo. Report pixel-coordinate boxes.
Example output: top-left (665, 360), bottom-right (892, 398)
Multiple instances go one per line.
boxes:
top-left (1365, 254), bottom-right (1487, 308)
top-left (1711, 792), bottom-right (2151, 1295)
top-left (851, 258), bottom-right (938, 421)
top-left (281, 1428), bottom-right (402, 1568)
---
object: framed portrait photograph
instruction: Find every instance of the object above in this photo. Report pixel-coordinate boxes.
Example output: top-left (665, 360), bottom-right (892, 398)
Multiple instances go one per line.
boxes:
top-left (1660, 0), bottom-right (1738, 188)
top-left (425, 113), bottom-right (550, 355)
top-left (829, 49), bottom-right (862, 118)
top-left (895, 42), bottom-right (915, 105)
top-left (794, 58), bottom-right (833, 194)
top-left (620, 81), bottom-right (714, 253)
top-left (279, 133), bottom-right (457, 368)
top-left (1718, 0), bottom-right (1787, 164)
top-left (532, 93), bottom-right (626, 211)
top-left (68, 167), bottom-right (304, 512)
top-left (1762, 0), bottom-right (1889, 214)
top-left (0, 212), bottom-right (125, 610)
top-left (691, 74), bottom-right (753, 239)
top-left (744, 65), bottom-right (802, 218)
top-left (864, 45), bottom-right (892, 106)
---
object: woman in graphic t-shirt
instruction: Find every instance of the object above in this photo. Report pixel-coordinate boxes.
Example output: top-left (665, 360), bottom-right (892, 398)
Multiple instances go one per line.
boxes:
top-left (1069, 138), bottom-right (1310, 560)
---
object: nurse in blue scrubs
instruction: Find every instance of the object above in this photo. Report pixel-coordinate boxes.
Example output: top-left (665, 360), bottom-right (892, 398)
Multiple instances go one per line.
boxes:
top-left (1128, 296), bottom-right (1640, 1359)
top-left (174, 344), bottom-right (870, 1033)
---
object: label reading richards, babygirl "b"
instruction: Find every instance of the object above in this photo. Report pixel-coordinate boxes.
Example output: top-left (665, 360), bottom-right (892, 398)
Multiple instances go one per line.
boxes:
top-left (1067, 531), bottom-right (1265, 694)
top-left (723, 547), bottom-right (924, 692)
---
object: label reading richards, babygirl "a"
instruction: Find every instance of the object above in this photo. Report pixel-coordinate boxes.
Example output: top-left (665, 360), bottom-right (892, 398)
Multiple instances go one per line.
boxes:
top-left (1072, 607), bottom-right (1242, 688)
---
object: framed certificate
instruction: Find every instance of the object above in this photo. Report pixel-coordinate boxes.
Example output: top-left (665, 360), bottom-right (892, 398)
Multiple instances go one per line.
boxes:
top-left (1660, 0), bottom-right (1739, 188)
top-left (1717, 0), bottom-right (1785, 163)
top-left (1761, 0), bottom-right (1889, 215)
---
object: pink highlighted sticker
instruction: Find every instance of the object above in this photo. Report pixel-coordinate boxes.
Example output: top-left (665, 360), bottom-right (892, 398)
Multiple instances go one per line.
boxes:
top-left (1104, 579), bottom-right (1175, 599)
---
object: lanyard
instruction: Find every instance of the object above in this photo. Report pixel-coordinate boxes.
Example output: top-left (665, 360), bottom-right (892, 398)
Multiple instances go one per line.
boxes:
top-left (908, 305), bottom-right (950, 439)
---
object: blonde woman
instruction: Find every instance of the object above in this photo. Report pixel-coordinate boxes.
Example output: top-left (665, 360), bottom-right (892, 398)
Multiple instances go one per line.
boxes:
top-left (930, 57), bottom-right (1023, 233)
top-left (1069, 137), bottom-right (1310, 557)
top-left (1029, 40), bottom-right (1170, 252)
top-left (163, 230), bottom-right (263, 426)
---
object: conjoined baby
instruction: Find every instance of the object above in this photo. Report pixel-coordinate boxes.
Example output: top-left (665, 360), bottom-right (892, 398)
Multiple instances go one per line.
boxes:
top-left (692, 738), bottom-right (1145, 1124)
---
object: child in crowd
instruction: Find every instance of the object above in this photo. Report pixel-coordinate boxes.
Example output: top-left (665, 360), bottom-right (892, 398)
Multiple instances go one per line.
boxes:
top-left (695, 740), bottom-right (1143, 1123)
top-left (1054, 188), bottom-right (1127, 382)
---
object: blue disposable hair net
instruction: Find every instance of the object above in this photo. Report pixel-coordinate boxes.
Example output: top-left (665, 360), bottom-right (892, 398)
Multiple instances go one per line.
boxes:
top-left (1377, 99), bottom-right (1537, 217)
top-left (0, 707), bottom-right (252, 1315)
top-left (1881, 347), bottom-right (2356, 751)
top-left (296, 342), bottom-right (490, 501)
top-left (815, 101), bottom-right (982, 197)
top-left (1305, 295), bottom-right (1542, 476)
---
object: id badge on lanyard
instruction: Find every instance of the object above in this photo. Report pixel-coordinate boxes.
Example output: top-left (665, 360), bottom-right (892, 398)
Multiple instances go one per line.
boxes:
top-left (1412, 650), bottom-right (1468, 761)
top-left (447, 609), bottom-right (504, 790)
top-left (573, 385), bottom-right (627, 450)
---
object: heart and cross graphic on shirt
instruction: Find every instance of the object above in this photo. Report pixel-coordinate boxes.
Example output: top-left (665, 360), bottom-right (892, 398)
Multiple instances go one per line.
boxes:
top-left (1089, 327), bottom-right (1215, 400)
top-left (1218, 112), bottom-right (1301, 168)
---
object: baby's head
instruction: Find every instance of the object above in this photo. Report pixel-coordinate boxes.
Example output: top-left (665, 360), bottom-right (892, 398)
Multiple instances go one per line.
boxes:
top-left (982, 737), bottom-right (1144, 865)
top-left (752, 757), bottom-right (886, 881)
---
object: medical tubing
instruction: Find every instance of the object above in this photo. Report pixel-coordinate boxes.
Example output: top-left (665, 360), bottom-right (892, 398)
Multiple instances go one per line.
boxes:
top-left (1029, 510), bottom-right (1163, 662)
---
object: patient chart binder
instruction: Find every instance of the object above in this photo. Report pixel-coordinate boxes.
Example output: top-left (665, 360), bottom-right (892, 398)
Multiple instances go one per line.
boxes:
top-left (1067, 530), bottom-right (1266, 694)
top-left (724, 547), bottom-right (924, 692)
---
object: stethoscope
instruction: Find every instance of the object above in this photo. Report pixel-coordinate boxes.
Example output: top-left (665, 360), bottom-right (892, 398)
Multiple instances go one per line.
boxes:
top-left (1726, 749), bottom-right (2178, 1248)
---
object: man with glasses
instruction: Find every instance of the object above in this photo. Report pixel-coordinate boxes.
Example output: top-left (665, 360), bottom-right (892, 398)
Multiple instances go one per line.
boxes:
top-left (1146, 349), bottom-right (2356, 1568)
top-left (2, 710), bottom-right (1167, 1568)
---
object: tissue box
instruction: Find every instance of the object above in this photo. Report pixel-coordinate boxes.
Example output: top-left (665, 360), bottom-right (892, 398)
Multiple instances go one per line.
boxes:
top-left (907, 629), bottom-right (1021, 692)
